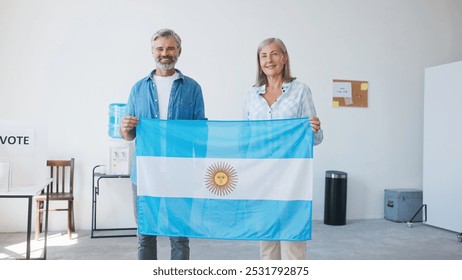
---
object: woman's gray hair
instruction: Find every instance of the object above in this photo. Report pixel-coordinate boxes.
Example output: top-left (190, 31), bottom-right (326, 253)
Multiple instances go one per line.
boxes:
top-left (255, 38), bottom-right (296, 86)
top-left (151, 28), bottom-right (182, 49)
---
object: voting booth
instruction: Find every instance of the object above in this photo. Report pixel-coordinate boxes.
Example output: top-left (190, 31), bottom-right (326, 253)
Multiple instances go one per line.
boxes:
top-left (0, 119), bottom-right (48, 231)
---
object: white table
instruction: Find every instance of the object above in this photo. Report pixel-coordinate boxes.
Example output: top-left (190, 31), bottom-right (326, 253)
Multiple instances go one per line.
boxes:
top-left (0, 179), bottom-right (52, 260)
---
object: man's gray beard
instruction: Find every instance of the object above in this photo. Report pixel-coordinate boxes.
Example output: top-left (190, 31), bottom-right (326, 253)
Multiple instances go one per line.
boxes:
top-left (155, 61), bottom-right (176, 71)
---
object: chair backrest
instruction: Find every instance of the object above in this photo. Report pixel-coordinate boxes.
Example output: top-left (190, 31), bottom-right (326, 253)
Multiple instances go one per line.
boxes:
top-left (47, 158), bottom-right (74, 194)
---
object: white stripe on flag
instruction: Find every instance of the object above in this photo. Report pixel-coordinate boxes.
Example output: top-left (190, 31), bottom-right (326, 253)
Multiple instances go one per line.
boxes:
top-left (137, 156), bottom-right (313, 201)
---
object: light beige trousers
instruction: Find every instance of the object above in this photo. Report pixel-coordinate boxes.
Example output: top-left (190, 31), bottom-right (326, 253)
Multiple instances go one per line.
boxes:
top-left (260, 241), bottom-right (307, 260)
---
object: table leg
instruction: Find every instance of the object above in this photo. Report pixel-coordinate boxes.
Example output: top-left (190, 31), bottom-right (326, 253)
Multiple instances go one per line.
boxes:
top-left (91, 177), bottom-right (96, 238)
top-left (25, 197), bottom-right (32, 260)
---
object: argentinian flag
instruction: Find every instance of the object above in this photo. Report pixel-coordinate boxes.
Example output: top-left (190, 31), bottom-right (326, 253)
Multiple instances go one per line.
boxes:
top-left (136, 118), bottom-right (314, 241)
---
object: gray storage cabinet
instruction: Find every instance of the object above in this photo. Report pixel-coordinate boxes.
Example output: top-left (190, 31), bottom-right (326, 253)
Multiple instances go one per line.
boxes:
top-left (384, 189), bottom-right (423, 222)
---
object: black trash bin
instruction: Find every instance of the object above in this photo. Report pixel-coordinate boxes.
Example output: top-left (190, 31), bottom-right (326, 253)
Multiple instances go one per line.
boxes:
top-left (324, 170), bottom-right (348, 225)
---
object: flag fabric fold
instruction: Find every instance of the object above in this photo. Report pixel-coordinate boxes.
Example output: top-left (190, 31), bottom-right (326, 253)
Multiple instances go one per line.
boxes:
top-left (136, 118), bottom-right (314, 241)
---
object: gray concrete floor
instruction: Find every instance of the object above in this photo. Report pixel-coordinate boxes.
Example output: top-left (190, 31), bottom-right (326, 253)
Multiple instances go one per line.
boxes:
top-left (1, 219), bottom-right (461, 260)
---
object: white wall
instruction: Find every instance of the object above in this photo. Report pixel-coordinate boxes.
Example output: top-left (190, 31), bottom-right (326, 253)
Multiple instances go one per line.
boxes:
top-left (1, 0), bottom-right (462, 232)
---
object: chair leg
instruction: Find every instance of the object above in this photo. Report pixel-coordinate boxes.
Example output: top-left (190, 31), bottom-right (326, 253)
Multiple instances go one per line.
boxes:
top-left (35, 200), bottom-right (43, 240)
top-left (67, 206), bottom-right (71, 238)
top-left (71, 201), bottom-right (75, 232)
top-left (67, 201), bottom-right (75, 239)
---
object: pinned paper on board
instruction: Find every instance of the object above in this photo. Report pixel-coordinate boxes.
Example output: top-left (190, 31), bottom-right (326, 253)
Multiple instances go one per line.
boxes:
top-left (360, 82), bottom-right (368, 91)
top-left (332, 79), bottom-right (368, 108)
top-left (332, 82), bottom-right (352, 98)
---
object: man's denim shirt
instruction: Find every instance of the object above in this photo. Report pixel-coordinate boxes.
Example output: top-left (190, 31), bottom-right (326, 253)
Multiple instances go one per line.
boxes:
top-left (126, 69), bottom-right (206, 184)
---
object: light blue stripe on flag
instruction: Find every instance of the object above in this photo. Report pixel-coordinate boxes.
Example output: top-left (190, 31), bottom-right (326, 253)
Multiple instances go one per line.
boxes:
top-left (136, 118), bottom-right (314, 241)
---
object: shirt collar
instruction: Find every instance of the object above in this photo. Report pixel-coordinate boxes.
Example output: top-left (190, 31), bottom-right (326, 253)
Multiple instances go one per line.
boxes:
top-left (255, 82), bottom-right (291, 95)
top-left (147, 69), bottom-right (185, 82)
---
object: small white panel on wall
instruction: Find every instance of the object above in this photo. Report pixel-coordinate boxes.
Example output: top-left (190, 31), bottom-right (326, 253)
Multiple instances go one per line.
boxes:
top-left (0, 161), bottom-right (12, 191)
top-left (107, 139), bottom-right (133, 175)
top-left (423, 61), bottom-right (462, 233)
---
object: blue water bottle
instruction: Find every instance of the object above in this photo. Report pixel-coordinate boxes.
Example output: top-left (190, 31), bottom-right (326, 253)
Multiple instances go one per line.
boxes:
top-left (108, 103), bottom-right (127, 138)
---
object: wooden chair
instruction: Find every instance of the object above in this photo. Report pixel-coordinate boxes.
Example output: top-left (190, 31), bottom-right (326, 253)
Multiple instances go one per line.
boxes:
top-left (35, 158), bottom-right (75, 240)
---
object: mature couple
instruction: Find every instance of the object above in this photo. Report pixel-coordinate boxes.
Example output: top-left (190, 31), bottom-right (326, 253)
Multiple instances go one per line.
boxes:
top-left (120, 28), bottom-right (323, 260)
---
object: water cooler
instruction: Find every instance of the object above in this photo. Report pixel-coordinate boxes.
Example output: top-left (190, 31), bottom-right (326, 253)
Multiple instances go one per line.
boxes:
top-left (107, 103), bottom-right (133, 175)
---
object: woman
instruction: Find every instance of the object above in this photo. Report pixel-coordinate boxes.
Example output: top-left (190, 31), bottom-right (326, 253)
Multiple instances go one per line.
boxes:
top-left (243, 38), bottom-right (323, 260)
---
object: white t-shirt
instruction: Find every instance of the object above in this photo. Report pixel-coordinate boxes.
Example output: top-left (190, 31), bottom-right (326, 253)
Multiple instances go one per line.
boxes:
top-left (153, 71), bottom-right (180, 119)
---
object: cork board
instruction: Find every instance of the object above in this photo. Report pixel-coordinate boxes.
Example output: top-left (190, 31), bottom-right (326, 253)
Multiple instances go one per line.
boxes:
top-left (332, 79), bottom-right (368, 108)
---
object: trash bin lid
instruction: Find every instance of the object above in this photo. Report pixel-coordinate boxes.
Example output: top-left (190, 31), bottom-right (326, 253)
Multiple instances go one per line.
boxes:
top-left (326, 170), bottom-right (347, 179)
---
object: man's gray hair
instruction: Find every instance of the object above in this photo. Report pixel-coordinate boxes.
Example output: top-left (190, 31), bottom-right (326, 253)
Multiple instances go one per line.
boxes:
top-left (151, 28), bottom-right (182, 49)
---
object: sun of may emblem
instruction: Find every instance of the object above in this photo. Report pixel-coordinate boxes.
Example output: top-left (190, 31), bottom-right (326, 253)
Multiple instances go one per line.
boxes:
top-left (204, 162), bottom-right (238, 196)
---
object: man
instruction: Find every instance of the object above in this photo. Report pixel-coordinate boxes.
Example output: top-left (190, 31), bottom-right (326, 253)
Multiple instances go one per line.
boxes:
top-left (120, 28), bottom-right (206, 260)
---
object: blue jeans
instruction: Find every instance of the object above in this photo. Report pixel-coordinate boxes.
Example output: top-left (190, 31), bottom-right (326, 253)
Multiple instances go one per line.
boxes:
top-left (132, 184), bottom-right (190, 260)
